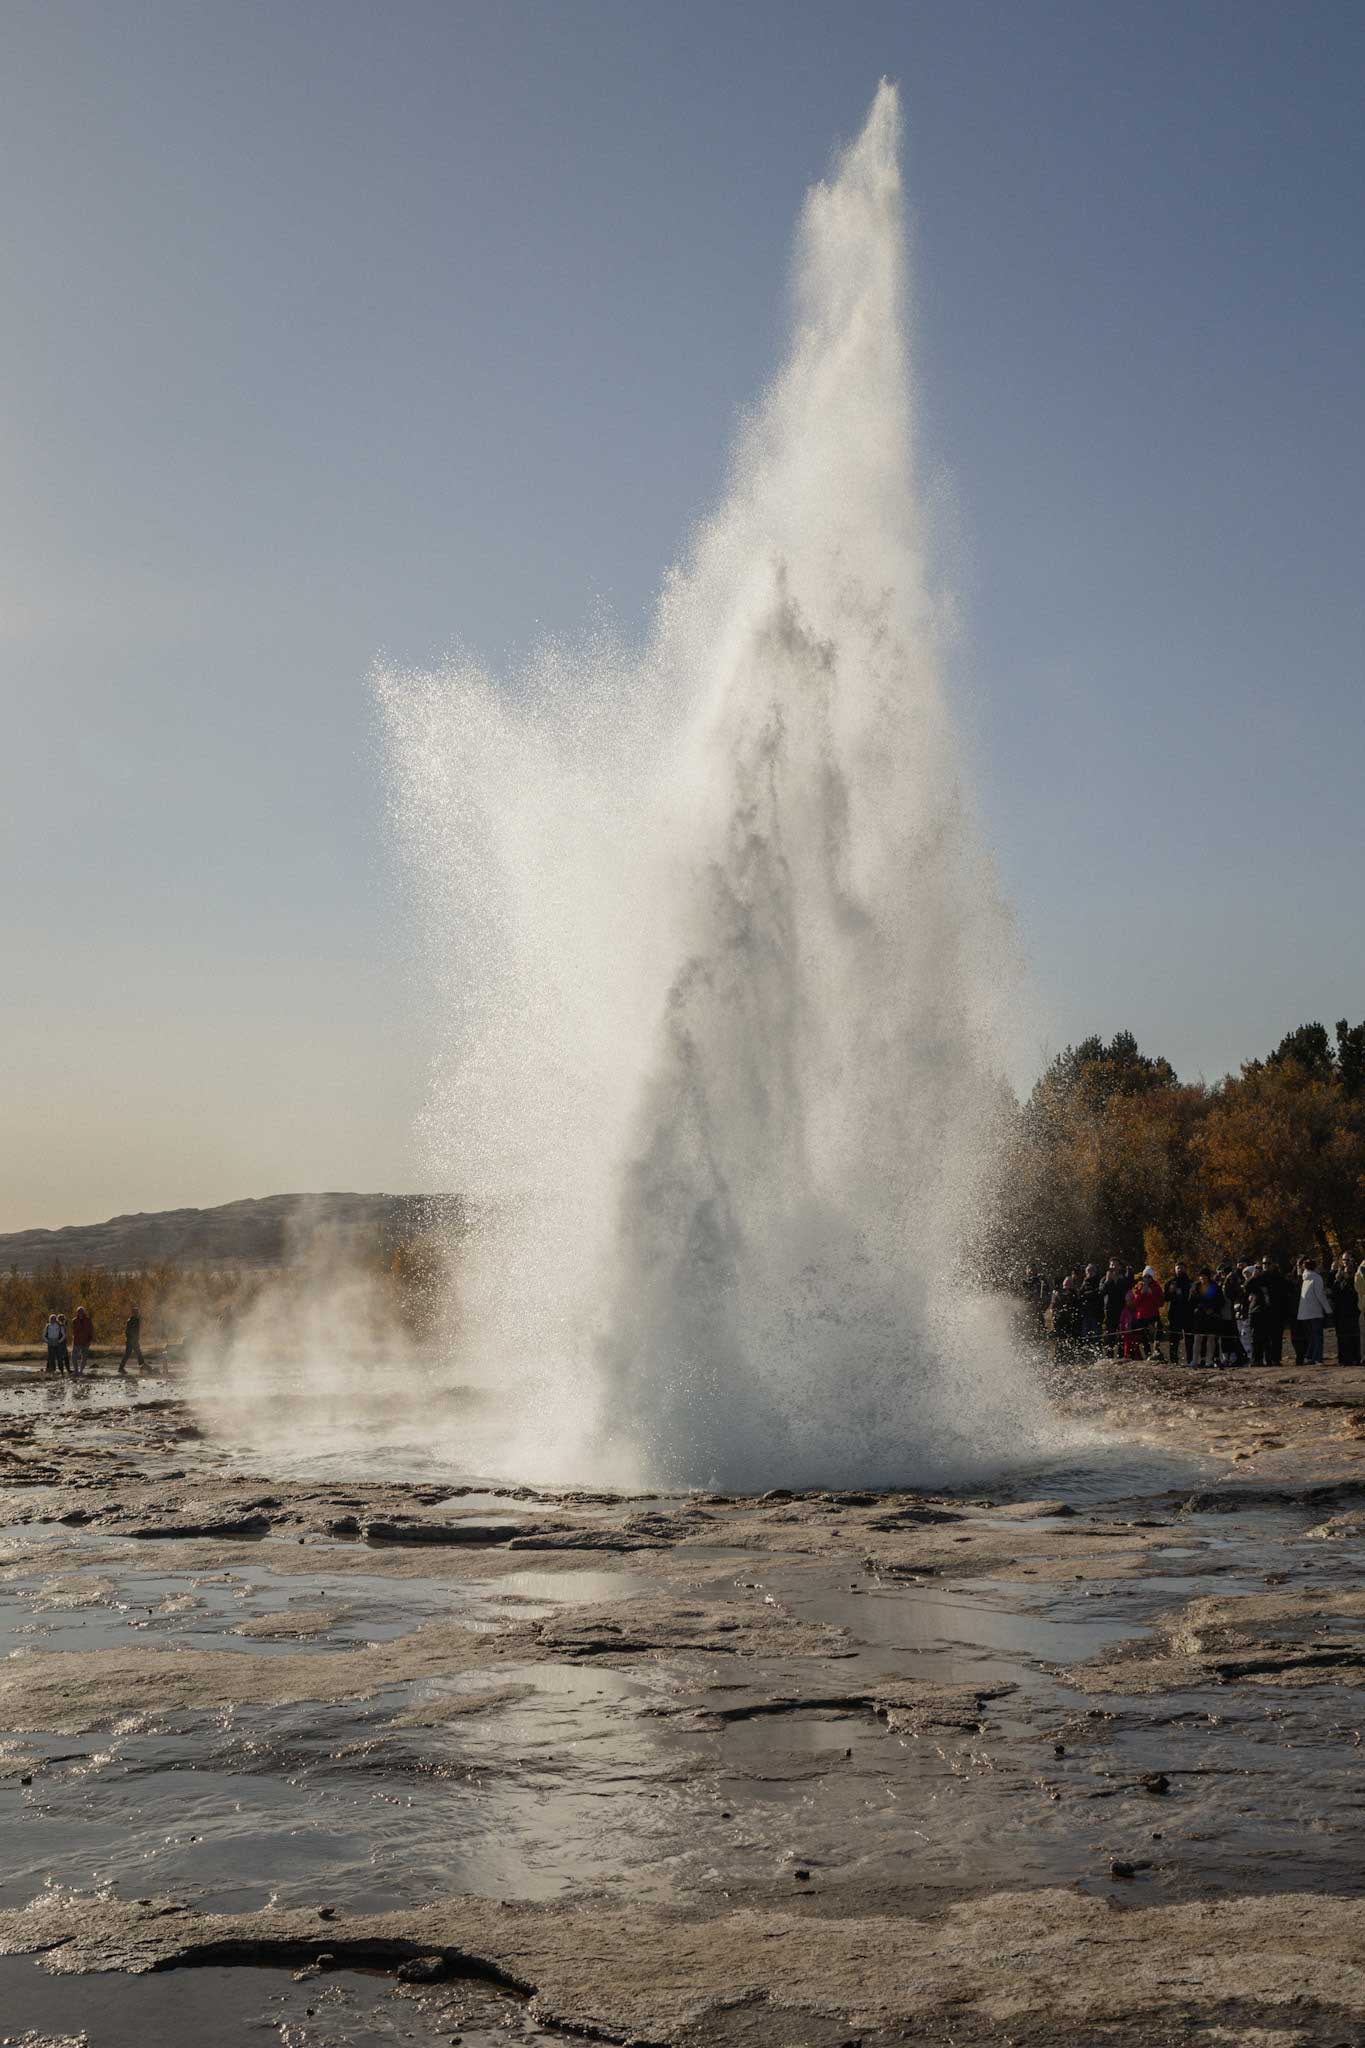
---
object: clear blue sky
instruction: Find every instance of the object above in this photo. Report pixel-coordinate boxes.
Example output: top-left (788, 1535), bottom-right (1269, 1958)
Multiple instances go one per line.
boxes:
top-left (4, 0), bottom-right (1363, 1229)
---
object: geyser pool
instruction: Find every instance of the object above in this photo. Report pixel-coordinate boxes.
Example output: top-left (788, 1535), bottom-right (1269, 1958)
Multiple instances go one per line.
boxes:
top-left (379, 82), bottom-right (1072, 1491)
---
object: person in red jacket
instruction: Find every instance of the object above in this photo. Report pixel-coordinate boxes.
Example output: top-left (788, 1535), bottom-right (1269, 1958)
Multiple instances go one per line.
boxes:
top-left (70, 1305), bottom-right (94, 1377)
top-left (1129, 1267), bottom-right (1165, 1361)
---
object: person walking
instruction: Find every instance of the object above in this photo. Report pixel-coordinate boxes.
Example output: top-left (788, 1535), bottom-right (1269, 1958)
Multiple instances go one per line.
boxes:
top-left (1299, 1259), bottom-right (1332, 1365)
top-left (119, 1306), bottom-right (145, 1375)
top-left (70, 1305), bottom-right (94, 1378)
top-left (42, 1313), bottom-right (63, 1375)
top-left (1165, 1262), bottom-right (1194, 1364)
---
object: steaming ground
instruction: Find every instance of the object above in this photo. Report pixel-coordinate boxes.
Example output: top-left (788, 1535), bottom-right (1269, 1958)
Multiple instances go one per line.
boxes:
top-left (377, 83), bottom-right (1056, 1493)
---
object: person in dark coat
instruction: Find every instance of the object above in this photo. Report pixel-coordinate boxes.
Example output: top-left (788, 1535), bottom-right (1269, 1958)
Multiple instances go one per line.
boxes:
top-left (1099, 1260), bottom-right (1128, 1357)
top-left (1078, 1264), bottom-right (1103, 1349)
top-left (1247, 1264), bottom-right (1276, 1365)
top-left (1332, 1257), bottom-right (1361, 1367)
top-left (1192, 1270), bottom-right (1225, 1368)
top-left (119, 1308), bottom-right (145, 1375)
top-left (1260, 1259), bottom-right (1288, 1364)
top-left (1051, 1274), bottom-right (1083, 1358)
top-left (1165, 1262), bottom-right (1193, 1364)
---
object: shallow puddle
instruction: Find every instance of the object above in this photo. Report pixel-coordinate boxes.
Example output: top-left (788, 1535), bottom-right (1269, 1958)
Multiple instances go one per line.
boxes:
top-left (0, 1952), bottom-right (558, 2047)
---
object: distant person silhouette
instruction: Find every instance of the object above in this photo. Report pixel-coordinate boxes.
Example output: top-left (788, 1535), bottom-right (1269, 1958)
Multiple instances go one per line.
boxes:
top-left (119, 1307), bottom-right (145, 1375)
top-left (55, 1314), bottom-right (70, 1374)
top-left (43, 1313), bottom-right (63, 1375)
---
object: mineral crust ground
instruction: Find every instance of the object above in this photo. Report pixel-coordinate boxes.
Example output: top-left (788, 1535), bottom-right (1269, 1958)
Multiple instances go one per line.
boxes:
top-left (3, 1357), bottom-right (1365, 2046)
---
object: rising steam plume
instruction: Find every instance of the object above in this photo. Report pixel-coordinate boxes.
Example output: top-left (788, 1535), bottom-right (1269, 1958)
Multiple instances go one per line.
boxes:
top-left (378, 83), bottom-right (1064, 1489)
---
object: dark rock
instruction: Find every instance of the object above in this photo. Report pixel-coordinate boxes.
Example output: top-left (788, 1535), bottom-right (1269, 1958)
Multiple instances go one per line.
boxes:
top-left (127, 1514), bottom-right (272, 1539)
top-left (362, 1521), bottom-right (523, 1546)
top-left (1110, 1859), bottom-right (1137, 1880)
top-left (397, 1954), bottom-right (450, 1983)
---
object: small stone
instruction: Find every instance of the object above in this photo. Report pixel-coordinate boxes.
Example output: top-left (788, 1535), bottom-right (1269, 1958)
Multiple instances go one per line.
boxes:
top-left (317, 1906), bottom-right (335, 1919)
top-left (1141, 1772), bottom-right (1170, 1796)
top-left (793, 1867), bottom-right (811, 1881)
top-left (1109, 1858), bottom-right (1137, 1881)
top-left (1053, 1743), bottom-right (1066, 1758)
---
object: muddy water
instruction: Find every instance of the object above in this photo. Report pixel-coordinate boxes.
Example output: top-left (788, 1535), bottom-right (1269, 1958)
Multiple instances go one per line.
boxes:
top-left (5, 1361), bottom-right (1365, 2043)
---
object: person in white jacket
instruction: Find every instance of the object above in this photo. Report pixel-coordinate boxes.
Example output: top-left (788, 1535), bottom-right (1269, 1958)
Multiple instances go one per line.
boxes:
top-left (1298, 1260), bottom-right (1332, 1365)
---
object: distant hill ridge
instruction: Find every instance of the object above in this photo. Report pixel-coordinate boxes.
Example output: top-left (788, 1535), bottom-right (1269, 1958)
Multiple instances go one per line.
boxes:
top-left (0, 1193), bottom-right (458, 1274)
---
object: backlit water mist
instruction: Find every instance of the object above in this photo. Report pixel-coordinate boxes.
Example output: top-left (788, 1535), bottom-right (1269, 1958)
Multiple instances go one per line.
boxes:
top-left (378, 83), bottom-right (1068, 1490)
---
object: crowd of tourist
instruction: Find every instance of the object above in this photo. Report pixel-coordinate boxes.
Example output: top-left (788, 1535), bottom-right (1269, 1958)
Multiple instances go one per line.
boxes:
top-left (1017, 1253), bottom-right (1365, 1368)
top-left (40, 1306), bottom-right (145, 1376)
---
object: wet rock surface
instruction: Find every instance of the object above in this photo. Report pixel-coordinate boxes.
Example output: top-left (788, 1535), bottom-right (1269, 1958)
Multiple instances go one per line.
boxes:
top-left (3, 1359), bottom-right (1365, 2042)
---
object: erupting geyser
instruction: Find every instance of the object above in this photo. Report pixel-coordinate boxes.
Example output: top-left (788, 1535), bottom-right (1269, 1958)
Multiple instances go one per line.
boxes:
top-left (379, 82), bottom-right (1064, 1490)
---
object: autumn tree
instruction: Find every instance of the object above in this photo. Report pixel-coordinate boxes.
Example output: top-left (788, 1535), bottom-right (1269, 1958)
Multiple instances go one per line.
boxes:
top-left (998, 1032), bottom-right (1207, 1274)
top-left (1195, 1028), bottom-right (1365, 1258)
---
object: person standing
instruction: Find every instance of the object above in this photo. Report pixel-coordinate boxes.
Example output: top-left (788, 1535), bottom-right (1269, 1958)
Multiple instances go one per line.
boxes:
top-left (1100, 1260), bottom-right (1128, 1358)
top-left (119, 1306), bottom-right (145, 1375)
top-left (1165, 1262), bottom-right (1193, 1364)
top-left (1078, 1264), bottom-right (1103, 1349)
top-left (42, 1313), bottom-right (63, 1375)
top-left (1261, 1258), bottom-right (1288, 1364)
top-left (70, 1304), bottom-right (94, 1377)
top-left (1332, 1256), bottom-right (1361, 1367)
top-left (1018, 1265), bottom-right (1048, 1342)
top-left (1299, 1260), bottom-right (1332, 1365)
top-left (1289, 1258), bottom-right (1310, 1365)
top-left (1130, 1267), bottom-right (1165, 1360)
top-left (1192, 1270), bottom-right (1224, 1367)
top-left (1247, 1265), bottom-right (1276, 1365)
top-left (1051, 1273), bottom-right (1083, 1358)
top-left (55, 1314), bottom-right (70, 1374)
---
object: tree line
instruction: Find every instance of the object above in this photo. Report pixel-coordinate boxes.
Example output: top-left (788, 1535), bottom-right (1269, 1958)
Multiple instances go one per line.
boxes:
top-left (993, 1019), bottom-right (1365, 1277)
top-left (0, 1235), bottom-right (448, 1348)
